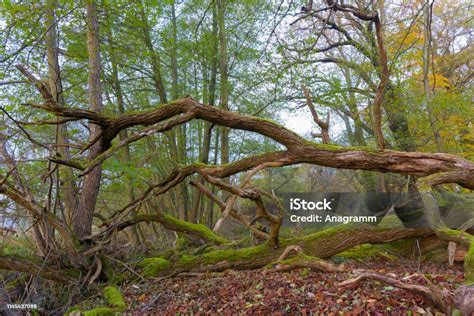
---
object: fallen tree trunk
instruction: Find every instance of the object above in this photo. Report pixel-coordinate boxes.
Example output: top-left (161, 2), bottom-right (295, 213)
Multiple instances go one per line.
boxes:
top-left (140, 226), bottom-right (432, 277)
top-left (0, 254), bottom-right (81, 283)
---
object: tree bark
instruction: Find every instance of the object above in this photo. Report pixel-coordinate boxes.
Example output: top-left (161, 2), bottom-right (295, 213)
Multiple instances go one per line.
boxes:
top-left (73, 0), bottom-right (104, 239)
top-left (45, 0), bottom-right (77, 221)
top-left (170, 0), bottom-right (190, 222)
top-left (302, 84), bottom-right (330, 144)
top-left (145, 227), bottom-right (432, 276)
top-left (217, 0), bottom-right (230, 167)
top-left (21, 96), bottom-right (474, 190)
top-left (0, 254), bottom-right (80, 283)
top-left (423, 1), bottom-right (443, 152)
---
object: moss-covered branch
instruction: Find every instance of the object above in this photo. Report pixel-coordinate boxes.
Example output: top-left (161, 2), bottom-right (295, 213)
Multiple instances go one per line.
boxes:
top-left (96, 212), bottom-right (228, 245)
top-left (21, 93), bottom-right (474, 189)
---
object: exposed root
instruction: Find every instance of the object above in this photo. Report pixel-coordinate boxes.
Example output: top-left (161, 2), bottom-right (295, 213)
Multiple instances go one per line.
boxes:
top-left (337, 272), bottom-right (454, 313)
top-left (88, 256), bottom-right (103, 287)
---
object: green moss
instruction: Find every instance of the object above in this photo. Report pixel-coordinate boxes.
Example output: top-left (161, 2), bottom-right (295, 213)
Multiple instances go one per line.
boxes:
top-left (304, 140), bottom-right (381, 153)
top-left (439, 227), bottom-right (471, 239)
top-left (384, 238), bottom-right (416, 254)
top-left (82, 307), bottom-right (116, 316)
top-left (277, 254), bottom-right (311, 265)
top-left (201, 244), bottom-right (268, 264)
top-left (465, 239), bottom-right (474, 285)
top-left (179, 254), bottom-right (196, 265)
top-left (103, 286), bottom-right (126, 310)
top-left (335, 244), bottom-right (398, 261)
top-left (73, 286), bottom-right (126, 315)
top-left (160, 212), bottom-right (228, 245)
top-left (297, 225), bottom-right (353, 243)
top-left (139, 257), bottom-right (171, 276)
top-left (254, 117), bottom-right (283, 126)
top-left (175, 237), bottom-right (187, 250)
top-left (377, 214), bottom-right (405, 228)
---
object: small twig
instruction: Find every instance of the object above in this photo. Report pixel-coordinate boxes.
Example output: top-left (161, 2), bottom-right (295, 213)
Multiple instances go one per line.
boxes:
top-left (0, 167), bottom-right (16, 186)
top-left (105, 255), bottom-right (146, 282)
top-left (1, 106), bottom-right (50, 150)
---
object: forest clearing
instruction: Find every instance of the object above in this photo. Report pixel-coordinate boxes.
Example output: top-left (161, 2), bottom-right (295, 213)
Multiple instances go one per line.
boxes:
top-left (0, 0), bottom-right (473, 314)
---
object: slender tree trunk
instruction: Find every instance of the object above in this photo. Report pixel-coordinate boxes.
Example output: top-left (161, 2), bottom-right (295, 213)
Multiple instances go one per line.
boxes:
top-left (170, 0), bottom-right (189, 221)
top-left (217, 0), bottom-right (229, 167)
top-left (73, 0), bottom-right (104, 239)
top-left (423, 1), bottom-right (443, 152)
top-left (372, 15), bottom-right (388, 150)
top-left (206, 126), bottom-right (220, 228)
top-left (45, 0), bottom-right (77, 224)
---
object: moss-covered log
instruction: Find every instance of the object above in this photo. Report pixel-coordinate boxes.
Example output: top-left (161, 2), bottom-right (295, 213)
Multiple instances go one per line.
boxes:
top-left (140, 226), bottom-right (432, 277)
top-left (0, 253), bottom-right (81, 283)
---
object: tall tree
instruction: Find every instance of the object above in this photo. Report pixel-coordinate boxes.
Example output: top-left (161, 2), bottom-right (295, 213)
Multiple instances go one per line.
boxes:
top-left (217, 0), bottom-right (229, 167)
top-left (73, 0), bottom-right (104, 239)
top-left (422, 0), bottom-right (443, 152)
top-left (45, 0), bottom-right (77, 222)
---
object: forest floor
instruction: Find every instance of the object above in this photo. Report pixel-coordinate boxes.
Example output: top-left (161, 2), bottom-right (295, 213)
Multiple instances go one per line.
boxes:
top-left (120, 257), bottom-right (465, 315)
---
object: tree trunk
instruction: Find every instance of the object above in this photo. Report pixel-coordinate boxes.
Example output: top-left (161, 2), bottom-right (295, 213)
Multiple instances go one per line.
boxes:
top-left (170, 0), bottom-right (189, 221)
top-left (73, 0), bottom-right (104, 239)
top-left (143, 227), bottom-right (432, 276)
top-left (45, 0), bottom-right (77, 222)
top-left (372, 15), bottom-right (388, 150)
top-left (422, 1), bottom-right (443, 152)
top-left (217, 0), bottom-right (230, 168)
top-left (0, 254), bottom-right (80, 283)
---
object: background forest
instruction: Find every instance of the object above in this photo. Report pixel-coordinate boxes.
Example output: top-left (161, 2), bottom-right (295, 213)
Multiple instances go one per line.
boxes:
top-left (0, 0), bottom-right (473, 314)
